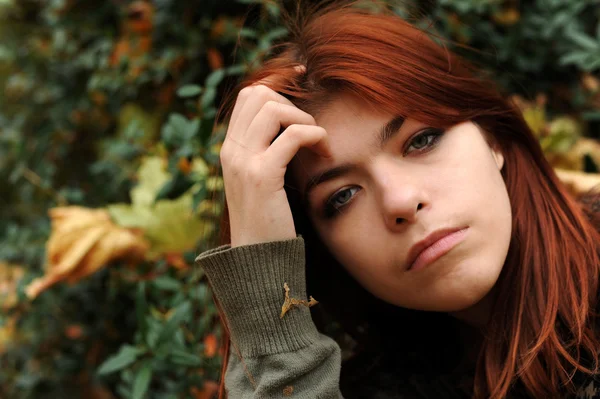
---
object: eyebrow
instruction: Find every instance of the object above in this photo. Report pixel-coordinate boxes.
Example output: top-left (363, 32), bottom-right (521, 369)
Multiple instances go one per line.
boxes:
top-left (376, 115), bottom-right (406, 149)
top-left (302, 115), bottom-right (405, 201)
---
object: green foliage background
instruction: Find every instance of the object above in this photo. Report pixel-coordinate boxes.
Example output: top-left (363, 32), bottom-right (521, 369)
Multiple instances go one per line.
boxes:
top-left (0, 0), bottom-right (599, 398)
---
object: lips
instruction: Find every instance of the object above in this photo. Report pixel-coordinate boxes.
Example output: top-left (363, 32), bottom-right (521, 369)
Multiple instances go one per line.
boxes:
top-left (406, 227), bottom-right (468, 271)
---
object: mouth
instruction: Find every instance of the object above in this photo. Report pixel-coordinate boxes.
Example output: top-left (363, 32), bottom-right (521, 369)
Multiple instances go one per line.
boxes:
top-left (407, 227), bottom-right (469, 272)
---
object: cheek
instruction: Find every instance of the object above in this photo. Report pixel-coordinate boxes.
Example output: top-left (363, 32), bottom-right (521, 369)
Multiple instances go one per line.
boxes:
top-left (315, 208), bottom-right (390, 281)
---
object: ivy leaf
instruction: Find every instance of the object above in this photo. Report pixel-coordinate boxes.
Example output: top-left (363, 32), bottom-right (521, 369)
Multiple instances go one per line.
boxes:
top-left (225, 64), bottom-right (247, 76)
top-left (201, 87), bottom-right (217, 111)
top-left (171, 114), bottom-right (191, 138)
top-left (97, 345), bottom-right (145, 375)
top-left (144, 317), bottom-right (162, 349)
top-left (263, 27), bottom-right (288, 42)
top-left (177, 84), bottom-right (202, 98)
top-left (132, 363), bottom-right (153, 399)
top-left (169, 349), bottom-right (204, 367)
top-left (205, 69), bottom-right (225, 88)
top-left (567, 28), bottom-right (599, 51)
top-left (157, 301), bottom-right (191, 346)
top-left (136, 283), bottom-right (148, 335)
top-left (152, 276), bottom-right (182, 291)
top-left (192, 183), bottom-right (208, 213)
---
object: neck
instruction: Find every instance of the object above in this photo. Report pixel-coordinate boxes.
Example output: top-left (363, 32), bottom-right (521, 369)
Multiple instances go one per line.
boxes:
top-left (448, 288), bottom-right (496, 330)
top-left (446, 291), bottom-right (496, 367)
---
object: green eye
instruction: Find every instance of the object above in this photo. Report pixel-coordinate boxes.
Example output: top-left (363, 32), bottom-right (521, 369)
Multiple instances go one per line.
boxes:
top-left (404, 129), bottom-right (444, 154)
top-left (323, 186), bottom-right (361, 218)
top-left (411, 134), bottom-right (430, 149)
top-left (333, 189), bottom-right (353, 206)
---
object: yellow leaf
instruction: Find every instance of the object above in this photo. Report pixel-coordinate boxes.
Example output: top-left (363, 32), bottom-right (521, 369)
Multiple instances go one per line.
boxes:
top-left (108, 194), bottom-right (214, 258)
top-left (65, 226), bottom-right (147, 283)
top-left (0, 317), bottom-right (16, 356)
top-left (546, 138), bottom-right (600, 171)
top-left (0, 262), bottom-right (24, 310)
top-left (26, 207), bottom-right (149, 299)
top-left (130, 156), bottom-right (170, 207)
top-left (555, 169), bottom-right (600, 196)
top-left (108, 156), bottom-right (216, 258)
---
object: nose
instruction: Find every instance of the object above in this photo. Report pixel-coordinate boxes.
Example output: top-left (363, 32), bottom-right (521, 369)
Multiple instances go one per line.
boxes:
top-left (372, 160), bottom-right (427, 230)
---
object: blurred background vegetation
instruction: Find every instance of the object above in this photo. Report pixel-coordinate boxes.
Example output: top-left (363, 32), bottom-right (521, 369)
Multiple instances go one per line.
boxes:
top-left (0, 0), bottom-right (599, 398)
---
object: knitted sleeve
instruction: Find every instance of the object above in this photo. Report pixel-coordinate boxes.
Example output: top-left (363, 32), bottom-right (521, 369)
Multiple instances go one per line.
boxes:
top-left (195, 237), bottom-right (344, 398)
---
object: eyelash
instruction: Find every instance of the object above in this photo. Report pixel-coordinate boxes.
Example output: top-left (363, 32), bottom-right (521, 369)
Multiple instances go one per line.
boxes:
top-left (321, 128), bottom-right (445, 219)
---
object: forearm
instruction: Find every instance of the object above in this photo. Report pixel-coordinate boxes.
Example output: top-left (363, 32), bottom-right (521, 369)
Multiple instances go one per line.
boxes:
top-left (196, 237), bottom-right (344, 398)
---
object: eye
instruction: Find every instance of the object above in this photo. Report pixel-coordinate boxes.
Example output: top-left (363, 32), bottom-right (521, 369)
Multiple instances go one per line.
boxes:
top-left (404, 128), bottom-right (444, 155)
top-left (323, 186), bottom-right (361, 218)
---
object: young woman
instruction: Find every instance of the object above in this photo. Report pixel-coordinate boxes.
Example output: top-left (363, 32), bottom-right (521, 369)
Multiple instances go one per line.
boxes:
top-left (195, 2), bottom-right (600, 398)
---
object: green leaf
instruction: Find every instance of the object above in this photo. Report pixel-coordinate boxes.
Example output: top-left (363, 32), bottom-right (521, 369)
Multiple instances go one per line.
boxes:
top-left (205, 69), bottom-right (225, 88)
top-left (192, 183), bottom-right (208, 213)
top-left (169, 349), bottom-right (204, 367)
top-left (97, 345), bottom-right (144, 375)
top-left (157, 301), bottom-right (192, 346)
top-left (171, 114), bottom-right (190, 137)
top-left (199, 117), bottom-right (215, 145)
top-left (201, 87), bottom-right (217, 111)
top-left (265, 2), bottom-right (280, 17)
top-left (132, 363), bottom-right (153, 399)
top-left (264, 27), bottom-right (288, 42)
top-left (225, 64), bottom-right (248, 76)
top-left (190, 283), bottom-right (209, 305)
top-left (204, 150), bottom-right (220, 166)
top-left (584, 57), bottom-right (600, 71)
top-left (567, 29), bottom-right (599, 51)
top-left (177, 85), bottom-right (203, 98)
top-left (152, 276), bottom-right (182, 291)
top-left (582, 111), bottom-right (600, 121)
top-left (136, 283), bottom-right (148, 335)
top-left (559, 51), bottom-right (589, 66)
top-left (145, 317), bottom-right (162, 349)
top-left (238, 28), bottom-right (257, 39)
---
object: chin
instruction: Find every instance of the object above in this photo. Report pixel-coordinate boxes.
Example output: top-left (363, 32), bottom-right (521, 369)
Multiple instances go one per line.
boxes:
top-left (400, 268), bottom-right (500, 313)
top-left (431, 277), bottom-right (499, 314)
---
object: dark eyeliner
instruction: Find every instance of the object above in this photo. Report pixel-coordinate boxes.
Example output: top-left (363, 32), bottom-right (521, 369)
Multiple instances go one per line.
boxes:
top-left (402, 128), bottom-right (445, 155)
top-left (322, 187), bottom-right (360, 219)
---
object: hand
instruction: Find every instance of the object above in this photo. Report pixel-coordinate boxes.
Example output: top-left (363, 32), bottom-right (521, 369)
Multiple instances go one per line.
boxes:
top-left (220, 76), bottom-right (330, 247)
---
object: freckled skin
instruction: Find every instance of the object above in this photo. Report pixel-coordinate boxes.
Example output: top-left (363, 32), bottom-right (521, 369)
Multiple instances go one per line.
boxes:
top-left (291, 94), bottom-right (512, 315)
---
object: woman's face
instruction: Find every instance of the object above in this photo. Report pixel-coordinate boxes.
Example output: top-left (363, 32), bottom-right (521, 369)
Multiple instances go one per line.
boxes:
top-left (291, 94), bottom-right (512, 312)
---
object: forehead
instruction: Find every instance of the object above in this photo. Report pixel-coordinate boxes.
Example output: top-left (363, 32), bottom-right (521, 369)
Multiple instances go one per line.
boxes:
top-left (314, 94), bottom-right (388, 143)
top-left (293, 95), bottom-right (388, 171)
top-left (291, 94), bottom-right (428, 190)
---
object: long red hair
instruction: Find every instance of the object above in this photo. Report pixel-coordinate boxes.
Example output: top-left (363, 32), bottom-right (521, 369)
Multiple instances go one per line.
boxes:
top-left (213, 2), bottom-right (600, 398)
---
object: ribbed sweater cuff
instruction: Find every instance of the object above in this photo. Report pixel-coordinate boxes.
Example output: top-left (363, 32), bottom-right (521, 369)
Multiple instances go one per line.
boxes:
top-left (195, 237), bottom-right (320, 358)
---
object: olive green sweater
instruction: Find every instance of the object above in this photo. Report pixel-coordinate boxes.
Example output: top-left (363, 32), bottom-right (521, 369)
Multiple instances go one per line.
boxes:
top-left (195, 237), bottom-right (344, 398)
top-left (196, 237), bottom-right (600, 399)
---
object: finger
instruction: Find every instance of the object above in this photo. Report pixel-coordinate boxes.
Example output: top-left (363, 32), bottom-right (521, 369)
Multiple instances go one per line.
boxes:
top-left (228, 66), bottom-right (306, 139)
top-left (242, 101), bottom-right (317, 149)
top-left (265, 124), bottom-right (331, 169)
top-left (228, 85), bottom-right (295, 141)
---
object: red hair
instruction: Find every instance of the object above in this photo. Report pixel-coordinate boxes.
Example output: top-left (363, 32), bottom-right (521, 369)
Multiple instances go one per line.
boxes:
top-left (214, 2), bottom-right (600, 398)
